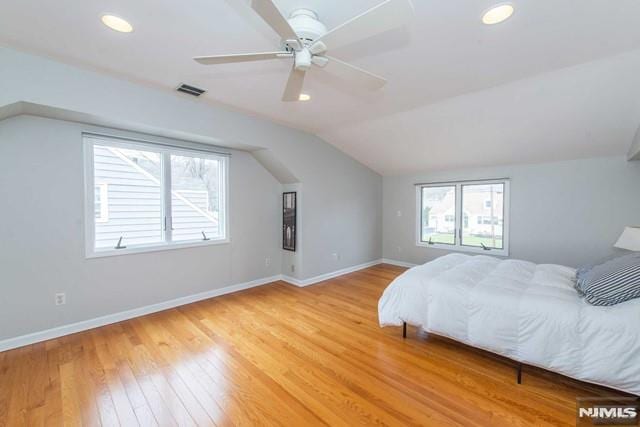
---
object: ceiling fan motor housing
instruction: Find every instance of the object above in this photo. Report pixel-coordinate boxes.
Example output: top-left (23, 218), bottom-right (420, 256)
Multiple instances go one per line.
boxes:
top-left (294, 49), bottom-right (312, 71)
top-left (287, 9), bottom-right (327, 45)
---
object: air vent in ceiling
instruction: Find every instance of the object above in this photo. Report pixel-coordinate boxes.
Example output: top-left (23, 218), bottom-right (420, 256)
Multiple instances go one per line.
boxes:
top-left (176, 83), bottom-right (206, 97)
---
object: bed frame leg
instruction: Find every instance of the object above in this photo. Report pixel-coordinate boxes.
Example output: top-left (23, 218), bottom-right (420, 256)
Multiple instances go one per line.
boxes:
top-left (402, 322), bottom-right (407, 339)
top-left (516, 363), bottom-right (522, 384)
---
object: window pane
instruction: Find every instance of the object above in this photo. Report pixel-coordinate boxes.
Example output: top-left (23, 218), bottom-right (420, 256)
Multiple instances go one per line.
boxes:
top-left (171, 154), bottom-right (223, 242)
top-left (462, 183), bottom-right (504, 249)
top-left (421, 186), bottom-right (456, 244)
top-left (93, 145), bottom-right (163, 249)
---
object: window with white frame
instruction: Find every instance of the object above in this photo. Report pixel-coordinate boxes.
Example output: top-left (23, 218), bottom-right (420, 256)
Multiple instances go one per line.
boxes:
top-left (417, 179), bottom-right (509, 255)
top-left (84, 135), bottom-right (228, 257)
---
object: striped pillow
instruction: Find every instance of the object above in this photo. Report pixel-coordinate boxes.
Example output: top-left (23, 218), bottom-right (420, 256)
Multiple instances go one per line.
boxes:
top-left (575, 253), bottom-right (640, 306)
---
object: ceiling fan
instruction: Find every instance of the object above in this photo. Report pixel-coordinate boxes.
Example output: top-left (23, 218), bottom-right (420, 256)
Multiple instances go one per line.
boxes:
top-left (194, 0), bottom-right (414, 101)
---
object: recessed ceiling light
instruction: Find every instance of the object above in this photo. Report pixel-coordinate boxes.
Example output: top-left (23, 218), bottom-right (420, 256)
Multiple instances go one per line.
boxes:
top-left (101, 14), bottom-right (133, 33)
top-left (482, 4), bottom-right (514, 25)
top-left (298, 93), bottom-right (311, 101)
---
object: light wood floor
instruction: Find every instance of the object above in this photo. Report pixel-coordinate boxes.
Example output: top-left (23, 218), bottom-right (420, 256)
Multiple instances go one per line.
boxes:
top-left (0, 264), bottom-right (629, 426)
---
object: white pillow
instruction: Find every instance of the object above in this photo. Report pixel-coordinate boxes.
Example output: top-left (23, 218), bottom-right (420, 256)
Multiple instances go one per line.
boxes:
top-left (531, 264), bottom-right (577, 290)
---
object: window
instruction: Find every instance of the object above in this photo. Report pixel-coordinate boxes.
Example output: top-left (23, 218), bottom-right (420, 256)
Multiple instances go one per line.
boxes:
top-left (420, 185), bottom-right (456, 245)
top-left (84, 135), bottom-right (228, 257)
top-left (170, 153), bottom-right (224, 242)
top-left (417, 179), bottom-right (509, 255)
top-left (462, 183), bottom-right (505, 250)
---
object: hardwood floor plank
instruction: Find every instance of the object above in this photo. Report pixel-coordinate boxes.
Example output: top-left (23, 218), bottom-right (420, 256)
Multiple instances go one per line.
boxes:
top-left (0, 349), bottom-right (17, 426)
top-left (5, 347), bottom-right (33, 427)
top-left (25, 343), bottom-right (47, 417)
top-left (59, 362), bottom-right (83, 427)
top-left (73, 334), bottom-right (101, 427)
top-left (43, 339), bottom-right (63, 426)
top-left (0, 265), bottom-right (632, 426)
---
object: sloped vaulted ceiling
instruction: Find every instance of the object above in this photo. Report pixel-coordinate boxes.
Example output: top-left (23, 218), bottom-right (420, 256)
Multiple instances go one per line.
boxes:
top-left (1, 0), bottom-right (640, 174)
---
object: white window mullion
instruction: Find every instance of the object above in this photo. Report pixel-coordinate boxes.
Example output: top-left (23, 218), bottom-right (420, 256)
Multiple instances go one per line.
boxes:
top-left (84, 140), bottom-right (97, 256)
top-left (455, 183), bottom-right (462, 248)
top-left (162, 151), bottom-right (173, 243)
top-left (219, 157), bottom-right (227, 238)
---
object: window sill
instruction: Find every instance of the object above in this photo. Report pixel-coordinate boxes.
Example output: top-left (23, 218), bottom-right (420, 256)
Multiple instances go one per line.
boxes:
top-left (416, 241), bottom-right (509, 257)
top-left (86, 238), bottom-right (230, 259)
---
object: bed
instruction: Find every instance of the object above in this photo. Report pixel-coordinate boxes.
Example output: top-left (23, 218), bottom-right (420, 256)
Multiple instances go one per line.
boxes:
top-left (378, 253), bottom-right (640, 395)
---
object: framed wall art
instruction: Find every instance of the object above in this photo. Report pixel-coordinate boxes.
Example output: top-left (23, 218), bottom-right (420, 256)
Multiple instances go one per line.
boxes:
top-left (283, 192), bottom-right (296, 251)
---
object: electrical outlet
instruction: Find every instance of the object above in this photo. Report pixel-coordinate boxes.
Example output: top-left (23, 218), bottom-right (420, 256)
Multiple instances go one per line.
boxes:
top-left (291, 264), bottom-right (295, 273)
top-left (397, 246), bottom-right (402, 253)
top-left (265, 257), bottom-right (271, 267)
top-left (332, 253), bottom-right (340, 261)
top-left (55, 293), bottom-right (66, 306)
top-left (397, 210), bottom-right (402, 217)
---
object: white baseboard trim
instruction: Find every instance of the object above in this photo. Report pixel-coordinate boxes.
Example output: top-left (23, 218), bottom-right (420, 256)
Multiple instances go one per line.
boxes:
top-left (280, 259), bottom-right (383, 287)
top-left (0, 259), bottom-right (388, 352)
top-left (381, 258), bottom-right (417, 268)
top-left (0, 274), bottom-right (280, 353)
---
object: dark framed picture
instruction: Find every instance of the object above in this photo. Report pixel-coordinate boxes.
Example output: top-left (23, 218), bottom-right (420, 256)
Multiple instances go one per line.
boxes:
top-left (283, 192), bottom-right (296, 251)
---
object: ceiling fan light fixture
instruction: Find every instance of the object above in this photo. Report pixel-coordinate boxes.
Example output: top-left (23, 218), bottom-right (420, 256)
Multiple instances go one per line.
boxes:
top-left (101, 14), bottom-right (133, 33)
top-left (298, 93), bottom-right (311, 101)
top-left (482, 4), bottom-right (514, 25)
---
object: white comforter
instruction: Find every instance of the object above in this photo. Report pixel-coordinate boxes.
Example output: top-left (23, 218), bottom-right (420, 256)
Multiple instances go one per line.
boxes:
top-left (378, 254), bottom-right (640, 395)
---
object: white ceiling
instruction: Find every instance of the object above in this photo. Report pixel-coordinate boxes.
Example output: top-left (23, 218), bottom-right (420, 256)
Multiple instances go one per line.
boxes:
top-left (2, 0), bottom-right (640, 175)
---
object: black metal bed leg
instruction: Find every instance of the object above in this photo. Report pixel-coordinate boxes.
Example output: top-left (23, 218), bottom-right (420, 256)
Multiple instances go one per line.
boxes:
top-left (516, 363), bottom-right (522, 384)
top-left (402, 322), bottom-right (407, 339)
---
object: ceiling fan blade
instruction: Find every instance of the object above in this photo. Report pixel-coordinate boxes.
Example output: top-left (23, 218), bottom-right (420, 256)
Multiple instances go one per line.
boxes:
top-left (311, 55), bottom-right (329, 68)
top-left (311, 0), bottom-right (413, 52)
top-left (251, 0), bottom-right (299, 43)
top-left (194, 51), bottom-right (292, 65)
top-left (282, 67), bottom-right (305, 102)
top-left (323, 56), bottom-right (387, 90)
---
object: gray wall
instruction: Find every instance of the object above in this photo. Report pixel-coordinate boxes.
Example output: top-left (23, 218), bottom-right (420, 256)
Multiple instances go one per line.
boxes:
top-left (0, 47), bottom-right (383, 282)
top-left (0, 116), bottom-right (283, 340)
top-left (383, 156), bottom-right (640, 267)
